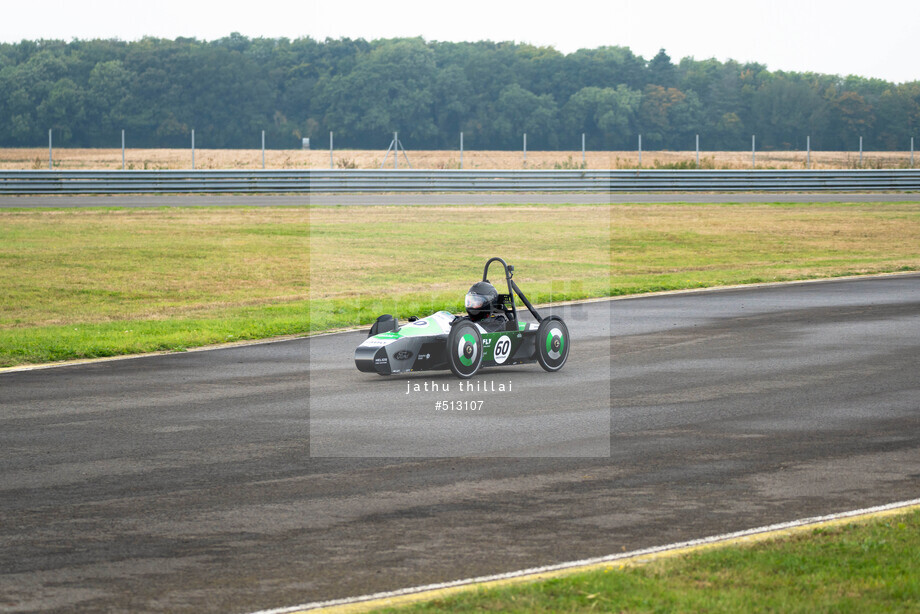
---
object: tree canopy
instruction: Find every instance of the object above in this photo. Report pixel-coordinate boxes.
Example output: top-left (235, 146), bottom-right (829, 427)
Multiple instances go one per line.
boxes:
top-left (0, 35), bottom-right (917, 150)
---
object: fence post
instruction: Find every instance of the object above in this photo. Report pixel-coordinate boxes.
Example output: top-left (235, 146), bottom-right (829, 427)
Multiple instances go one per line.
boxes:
top-left (638, 134), bottom-right (642, 167)
top-left (330, 131), bottom-right (334, 169)
top-left (191, 129), bottom-right (195, 170)
top-left (859, 136), bottom-right (863, 167)
top-left (807, 135), bottom-right (811, 169)
top-left (460, 131), bottom-right (464, 169)
top-left (912, 137), bottom-right (915, 168)
top-left (695, 134), bottom-right (699, 168)
top-left (261, 130), bottom-right (265, 169)
top-left (523, 133), bottom-right (527, 164)
top-left (752, 134), bottom-right (756, 168)
top-left (394, 132), bottom-right (398, 169)
top-left (121, 129), bottom-right (125, 170)
top-left (48, 129), bottom-right (52, 170)
top-left (582, 133), bottom-right (585, 165)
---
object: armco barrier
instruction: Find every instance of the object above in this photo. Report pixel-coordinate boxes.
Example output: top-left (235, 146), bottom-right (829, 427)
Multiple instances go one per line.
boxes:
top-left (1, 169), bottom-right (919, 194)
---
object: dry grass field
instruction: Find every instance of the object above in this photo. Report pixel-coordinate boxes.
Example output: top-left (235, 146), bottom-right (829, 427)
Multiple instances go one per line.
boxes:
top-left (2, 147), bottom-right (916, 170)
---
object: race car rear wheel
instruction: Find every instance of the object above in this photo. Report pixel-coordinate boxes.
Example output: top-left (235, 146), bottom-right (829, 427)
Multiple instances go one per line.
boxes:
top-left (447, 321), bottom-right (483, 379)
top-left (536, 316), bottom-right (569, 372)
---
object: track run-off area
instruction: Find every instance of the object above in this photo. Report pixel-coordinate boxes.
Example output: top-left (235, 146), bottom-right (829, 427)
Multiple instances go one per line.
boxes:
top-left (1, 274), bottom-right (919, 612)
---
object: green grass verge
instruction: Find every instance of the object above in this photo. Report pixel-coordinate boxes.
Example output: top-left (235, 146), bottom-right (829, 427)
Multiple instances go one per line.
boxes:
top-left (0, 301), bottom-right (313, 363)
top-left (383, 509), bottom-right (920, 613)
top-left (1, 203), bottom-right (919, 367)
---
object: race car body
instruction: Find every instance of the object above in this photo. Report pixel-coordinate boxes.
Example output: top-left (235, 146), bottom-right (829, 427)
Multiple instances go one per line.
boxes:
top-left (354, 310), bottom-right (543, 376)
top-left (355, 257), bottom-right (569, 379)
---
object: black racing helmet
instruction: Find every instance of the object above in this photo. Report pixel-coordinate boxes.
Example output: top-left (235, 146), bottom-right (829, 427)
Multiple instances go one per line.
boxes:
top-left (465, 281), bottom-right (500, 321)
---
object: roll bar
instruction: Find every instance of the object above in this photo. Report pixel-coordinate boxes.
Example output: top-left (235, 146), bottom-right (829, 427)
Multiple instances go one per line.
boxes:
top-left (482, 257), bottom-right (543, 323)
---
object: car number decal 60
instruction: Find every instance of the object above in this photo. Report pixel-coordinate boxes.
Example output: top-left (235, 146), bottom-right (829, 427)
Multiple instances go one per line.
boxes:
top-left (492, 335), bottom-right (512, 364)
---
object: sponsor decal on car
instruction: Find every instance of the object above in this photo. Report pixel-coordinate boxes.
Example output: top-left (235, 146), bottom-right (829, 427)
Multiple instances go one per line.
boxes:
top-left (394, 350), bottom-right (413, 361)
top-left (361, 337), bottom-right (397, 347)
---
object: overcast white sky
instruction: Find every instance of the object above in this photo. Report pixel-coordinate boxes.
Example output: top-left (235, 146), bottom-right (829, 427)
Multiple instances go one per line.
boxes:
top-left (1, 0), bottom-right (917, 83)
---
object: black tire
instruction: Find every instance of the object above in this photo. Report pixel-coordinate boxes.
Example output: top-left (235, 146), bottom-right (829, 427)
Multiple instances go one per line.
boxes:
top-left (447, 321), bottom-right (483, 379)
top-left (369, 314), bottom-right (397, 337)
top-left (536, 316), bottom-right (569, 372)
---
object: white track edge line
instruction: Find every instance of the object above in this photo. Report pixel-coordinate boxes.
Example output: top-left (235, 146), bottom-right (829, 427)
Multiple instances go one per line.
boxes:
top-left (247, 498), bottom-right (920, 614)
top-left (3, 270), bottom-right (916, 375)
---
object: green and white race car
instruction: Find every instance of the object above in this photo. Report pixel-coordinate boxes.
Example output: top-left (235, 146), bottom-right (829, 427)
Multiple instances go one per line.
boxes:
top-left (355, 257), bottom-right (569, 379)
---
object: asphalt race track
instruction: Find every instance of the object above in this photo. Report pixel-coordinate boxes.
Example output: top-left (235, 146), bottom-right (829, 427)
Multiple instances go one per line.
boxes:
top-left (2, 192), bottom-right (920, 208)
top-left (2, 275), bottom-right (919, 612)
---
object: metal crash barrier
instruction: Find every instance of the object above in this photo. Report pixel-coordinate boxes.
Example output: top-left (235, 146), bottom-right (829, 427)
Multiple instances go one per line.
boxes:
top-left (2, 169), bottom-right (919, 194)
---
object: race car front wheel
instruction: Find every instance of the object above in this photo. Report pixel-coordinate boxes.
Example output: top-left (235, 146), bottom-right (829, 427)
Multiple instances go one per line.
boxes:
top-left (448, 321), bottom-right (483, 379)
top-left (536, 316), bottom-right (569, 372)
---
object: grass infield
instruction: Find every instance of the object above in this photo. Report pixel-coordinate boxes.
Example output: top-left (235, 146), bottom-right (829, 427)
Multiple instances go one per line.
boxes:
top-left (1, 202), bottom-right (918, 367)
top-left (381, 509), bottom-right (920, 613)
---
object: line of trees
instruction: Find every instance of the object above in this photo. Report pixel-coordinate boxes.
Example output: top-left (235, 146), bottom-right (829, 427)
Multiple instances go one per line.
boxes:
top-left (1, 34), bottom-right (918, 151)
